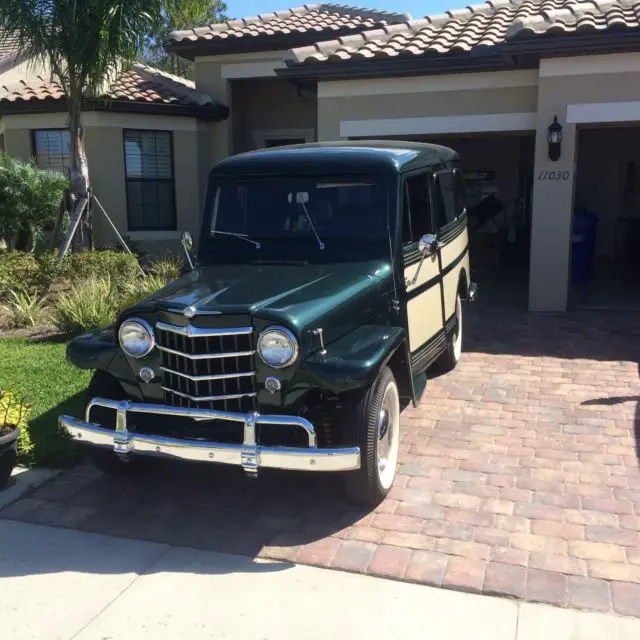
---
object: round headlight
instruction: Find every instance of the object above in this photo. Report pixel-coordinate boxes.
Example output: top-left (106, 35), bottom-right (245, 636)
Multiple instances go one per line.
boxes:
top-left (257, 327), bottom-right (298, 368)
top-left (118, 318), bottom-right (155, 359)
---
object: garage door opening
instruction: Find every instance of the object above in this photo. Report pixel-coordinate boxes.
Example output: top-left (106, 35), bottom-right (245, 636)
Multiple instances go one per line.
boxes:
top-left (353, 133), bottom-right (535, 308)
top-left (570, 124), bottom-right (640, 310)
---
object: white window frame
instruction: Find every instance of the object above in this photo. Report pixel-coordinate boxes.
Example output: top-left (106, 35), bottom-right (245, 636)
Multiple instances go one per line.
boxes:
top-left (253, 128), bottom-right (315, 149)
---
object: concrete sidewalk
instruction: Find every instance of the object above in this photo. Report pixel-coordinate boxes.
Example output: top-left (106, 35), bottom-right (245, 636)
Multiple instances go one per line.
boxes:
top-left (1, 520), bottom-right (638, 640)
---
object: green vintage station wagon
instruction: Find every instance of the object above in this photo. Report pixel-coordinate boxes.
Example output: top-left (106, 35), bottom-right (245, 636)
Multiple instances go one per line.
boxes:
top-left (60, 141), bottom-right (476, 505)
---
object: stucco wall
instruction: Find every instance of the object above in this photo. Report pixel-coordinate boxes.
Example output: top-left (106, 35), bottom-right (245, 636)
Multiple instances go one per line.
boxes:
top-left (317, 71), bottom-right (539, 140)
top-left (230, 77), bottom-right (316, 153)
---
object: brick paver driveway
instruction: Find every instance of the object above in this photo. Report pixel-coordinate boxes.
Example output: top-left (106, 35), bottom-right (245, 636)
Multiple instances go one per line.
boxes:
top-left (3, 307), bottom-right (640, 616)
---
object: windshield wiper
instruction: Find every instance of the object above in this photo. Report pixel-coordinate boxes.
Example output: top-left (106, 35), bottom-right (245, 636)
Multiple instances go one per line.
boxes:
top-left (298, 202), bottom-right (324, 251)
top-left (211, 230), bottom-right (261, 249)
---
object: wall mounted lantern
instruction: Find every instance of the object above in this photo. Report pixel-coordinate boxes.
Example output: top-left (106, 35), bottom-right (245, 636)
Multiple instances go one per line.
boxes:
top-left (547, 115), bottom-right (563, 162)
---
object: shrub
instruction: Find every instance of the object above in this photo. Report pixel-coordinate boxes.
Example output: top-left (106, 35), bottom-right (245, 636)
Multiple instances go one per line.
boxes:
top-left (0, 288), bottom-right (50, 328)
top-left (65, 250), bottom-right (142, 285)
top-left (147, 254), bottom-right (183, 281)
top-left (0, 251), bottom-right (46, 297)
top-left (0, 152), bottom-right (68, 252)
top-left (118, 274), bottom-right (167, 311)
top-left (52, 276), bottom-right (119, 336)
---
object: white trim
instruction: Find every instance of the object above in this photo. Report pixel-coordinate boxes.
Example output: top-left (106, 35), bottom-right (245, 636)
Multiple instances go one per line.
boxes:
top-left (221, 60), bottom-right (286, 79)
top-left (540, 52), bottom-right (640, 78)
top-left (340, 113), bottom-right (537, 138)
top-left (253, 128), bottom-right (315, 148)
top-left (567, 100), bottom-right (640, 124)
top-left (319, 69), bottom-right (538, 99)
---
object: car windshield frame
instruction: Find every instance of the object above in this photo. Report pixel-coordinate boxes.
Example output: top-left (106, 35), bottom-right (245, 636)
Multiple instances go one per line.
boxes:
top-left (198, 174), bottom-right (397, 265)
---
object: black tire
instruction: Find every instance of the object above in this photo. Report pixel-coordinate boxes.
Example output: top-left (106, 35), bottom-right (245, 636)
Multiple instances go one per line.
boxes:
top-left (84, 370), bottom-right (147, 476)
top-left (434, 293), bottom-right (463, 373)
top-left (343, 365), bottom-right (400, 507)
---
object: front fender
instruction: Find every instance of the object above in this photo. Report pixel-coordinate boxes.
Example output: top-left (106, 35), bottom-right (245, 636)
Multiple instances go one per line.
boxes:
top-left (67, 326), bottom-right (119, 370)
top-left (299, 325), bottom-right (406, 394)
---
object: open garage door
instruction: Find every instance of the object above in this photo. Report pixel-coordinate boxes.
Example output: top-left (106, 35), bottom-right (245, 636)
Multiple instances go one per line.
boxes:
top-left (351, 132), bottom-right (535, 308)
top-left (570, 124), bottom-right (640, 310)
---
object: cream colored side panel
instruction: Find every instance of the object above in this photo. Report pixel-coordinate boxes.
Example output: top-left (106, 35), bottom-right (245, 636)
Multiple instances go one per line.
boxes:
top-left (440, 229), bottom-right (470, 320)
top-left (404, 253), bottom-right (443, 353)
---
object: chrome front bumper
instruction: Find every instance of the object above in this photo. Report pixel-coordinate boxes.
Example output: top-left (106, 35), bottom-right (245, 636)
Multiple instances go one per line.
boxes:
top-left (59, 398), bottom-right (361, 475)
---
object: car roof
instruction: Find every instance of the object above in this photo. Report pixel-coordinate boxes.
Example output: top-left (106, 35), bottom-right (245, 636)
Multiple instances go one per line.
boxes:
top-left (210, 140), bottom-right (459, 177)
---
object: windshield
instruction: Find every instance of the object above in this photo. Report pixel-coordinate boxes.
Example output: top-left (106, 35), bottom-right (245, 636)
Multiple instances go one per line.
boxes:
top-left (208, 178), bottom-right (391, 243)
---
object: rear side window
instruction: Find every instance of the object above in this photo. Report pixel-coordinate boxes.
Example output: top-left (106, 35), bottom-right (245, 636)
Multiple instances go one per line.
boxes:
top-left (453, 168), bottom-right (466, 218)
top-left (432, 170), bottom-right (458, 229)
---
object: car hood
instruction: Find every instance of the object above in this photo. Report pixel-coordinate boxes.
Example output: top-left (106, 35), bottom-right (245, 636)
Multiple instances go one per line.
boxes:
top-left (133, 261), bottom-right (393, 335)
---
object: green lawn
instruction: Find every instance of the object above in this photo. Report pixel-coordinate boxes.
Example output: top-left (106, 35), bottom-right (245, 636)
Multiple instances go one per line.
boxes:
top-left (0, 338), bottom-right (91, 467)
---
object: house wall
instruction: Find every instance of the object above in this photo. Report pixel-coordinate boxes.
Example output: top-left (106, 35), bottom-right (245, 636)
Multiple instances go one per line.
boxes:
top-left (1, 111), bottom-right (201, 255)
top-left (230, 77), bottom-right (316, 153)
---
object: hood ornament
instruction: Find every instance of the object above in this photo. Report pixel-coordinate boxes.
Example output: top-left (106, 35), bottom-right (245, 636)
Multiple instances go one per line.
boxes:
top-left (184, 305), bottom-right (197, 319)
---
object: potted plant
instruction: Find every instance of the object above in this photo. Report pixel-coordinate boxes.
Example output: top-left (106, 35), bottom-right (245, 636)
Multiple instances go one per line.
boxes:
top-left (0, 391), bottom-right (26, 490)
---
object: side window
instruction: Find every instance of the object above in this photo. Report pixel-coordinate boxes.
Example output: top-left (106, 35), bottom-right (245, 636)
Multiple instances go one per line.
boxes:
top-left (402, 172), bottom-right (433, 244)
top-left (432, 170), bottom-right (458, 231)
top-left (453, 168), bottom-right (466, 218)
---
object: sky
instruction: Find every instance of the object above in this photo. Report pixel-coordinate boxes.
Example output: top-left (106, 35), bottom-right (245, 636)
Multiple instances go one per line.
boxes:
top-left (226, 0), bottom-right (456, 20)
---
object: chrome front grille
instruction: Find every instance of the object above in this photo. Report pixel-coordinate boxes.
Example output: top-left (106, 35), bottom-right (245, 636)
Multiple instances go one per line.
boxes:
top-left (155, 322), bottom-right (257, 413)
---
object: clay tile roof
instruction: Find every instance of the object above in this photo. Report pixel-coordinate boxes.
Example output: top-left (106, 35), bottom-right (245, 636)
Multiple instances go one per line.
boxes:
top-left (0, 75), bottom-right (65, 103)
top-left (0, 63), bottom-right (219, 109)
top-left (108, 63), bottom-right (217, 106)
top-left (285, 0), bottom-right (640, 65)
top-left (167, 3), bottom-right (412, 44)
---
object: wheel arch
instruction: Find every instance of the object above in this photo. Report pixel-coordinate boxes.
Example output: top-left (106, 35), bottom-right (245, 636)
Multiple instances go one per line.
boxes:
top-left (383, 340), bottom-right (414, 411)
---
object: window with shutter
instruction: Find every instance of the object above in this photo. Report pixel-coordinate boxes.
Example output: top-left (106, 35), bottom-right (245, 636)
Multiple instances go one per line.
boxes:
top-left (123, 130), bottom-right (176, 231)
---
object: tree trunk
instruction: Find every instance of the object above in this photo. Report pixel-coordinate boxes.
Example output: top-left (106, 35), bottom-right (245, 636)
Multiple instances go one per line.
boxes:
top-left (59, 100), bottom-right (90, 258)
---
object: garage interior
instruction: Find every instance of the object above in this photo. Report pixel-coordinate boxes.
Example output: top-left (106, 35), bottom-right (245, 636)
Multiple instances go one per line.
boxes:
top-left (381, 133), bottom-right (536, 309)
top-left (570, 124), bottom-right (640, 310)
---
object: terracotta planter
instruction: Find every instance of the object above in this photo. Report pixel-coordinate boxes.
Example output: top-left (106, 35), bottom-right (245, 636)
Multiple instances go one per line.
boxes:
top-left (0, 426), bottom-right (20, 490)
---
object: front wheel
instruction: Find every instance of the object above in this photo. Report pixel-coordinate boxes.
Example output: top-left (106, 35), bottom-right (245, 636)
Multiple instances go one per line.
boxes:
top-left (344, 366), bottom-right (400, 506)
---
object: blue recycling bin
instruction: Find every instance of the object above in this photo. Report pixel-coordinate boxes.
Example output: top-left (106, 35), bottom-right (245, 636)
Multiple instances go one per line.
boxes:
top-left (571, 210), bottom-right (598, 283)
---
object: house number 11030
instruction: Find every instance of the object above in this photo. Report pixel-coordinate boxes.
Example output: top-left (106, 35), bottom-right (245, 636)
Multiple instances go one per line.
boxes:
top-left (538, 169), bottom-right (571, 181)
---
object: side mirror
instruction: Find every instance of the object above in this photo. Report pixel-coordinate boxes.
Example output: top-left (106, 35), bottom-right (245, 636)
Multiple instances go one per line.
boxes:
top-left (406, 234), bottom-right (439, 288)
top-left (181, 231), bottom-right (195, 271)
top-left (418, 233), bottom-right (438, 257)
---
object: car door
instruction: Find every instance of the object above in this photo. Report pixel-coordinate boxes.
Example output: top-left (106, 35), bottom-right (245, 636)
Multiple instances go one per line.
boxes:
top-left (431, 167), bottom-right (470, 334)
top-left (401, 170), bottom-right (446, 373)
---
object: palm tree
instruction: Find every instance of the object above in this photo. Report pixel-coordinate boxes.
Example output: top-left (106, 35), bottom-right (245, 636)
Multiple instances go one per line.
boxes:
top-left (0, 0), bottom-right (216, 256)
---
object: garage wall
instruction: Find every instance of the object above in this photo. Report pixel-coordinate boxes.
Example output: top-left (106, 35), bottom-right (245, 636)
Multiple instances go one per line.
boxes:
top-left (529, 54), bottom-right (640, 311)
top-left (317, 70), bottom-right (539, 140)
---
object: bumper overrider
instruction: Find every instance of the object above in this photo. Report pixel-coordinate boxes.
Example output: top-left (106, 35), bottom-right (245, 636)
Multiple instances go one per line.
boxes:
top-left (58, 398), bottom-right (361, 475)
